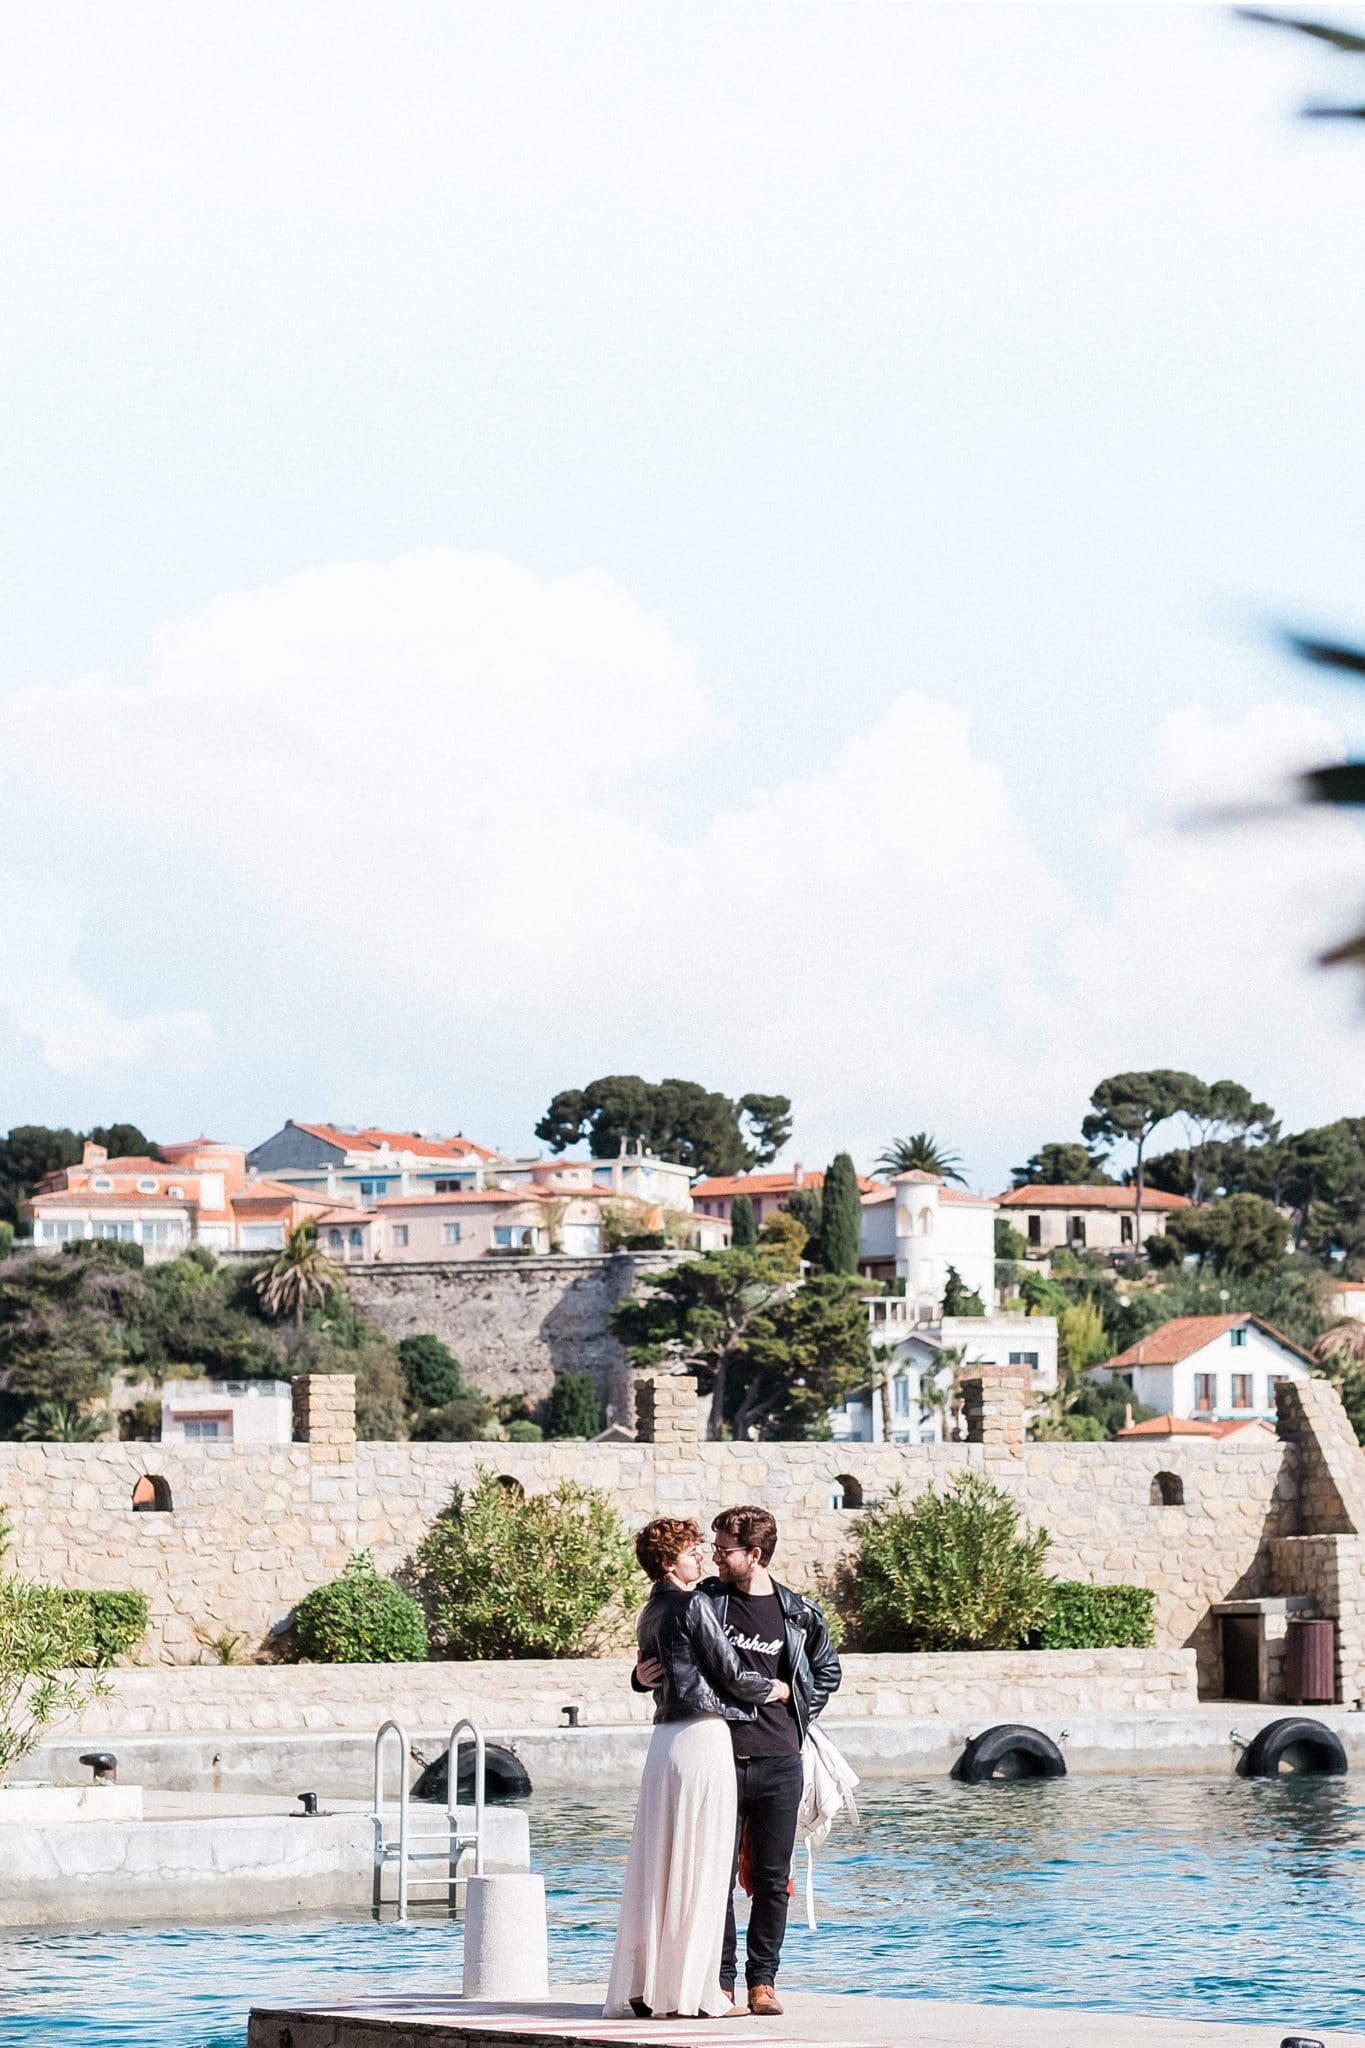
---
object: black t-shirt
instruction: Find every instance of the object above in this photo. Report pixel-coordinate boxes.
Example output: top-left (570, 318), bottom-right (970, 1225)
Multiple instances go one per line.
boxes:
top-left (723, 1589), bottom-right (799, 1759)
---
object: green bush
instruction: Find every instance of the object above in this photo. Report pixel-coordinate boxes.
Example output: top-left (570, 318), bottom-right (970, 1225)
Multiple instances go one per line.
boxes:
top-left (62, 1237), bottom-right (145, 1269)
top-left (417, 1471), bottom-right (634, 1658)
top-left (410, 1394), bottom-right (499, 1441)
top-left (847, 1472), bottom-right (1052, 1651)
top-left (293, 1553), bottom-right (429, 1663)
top-left (545, 1372), bottom-right (603, 1439)
top-left (1035, 1581), bottom-right (1156, 1650)
top-left (505, 1419), bottom-right (544, 1441)
top-left (52, 1589), bottom-right (150, 1665)
top-left (398, 1334), bottom-right (465, 1409)
top-left (0, 1579), bottom-right (110, 1775)
top-left (0, 1222), bottom-right (13, 1260)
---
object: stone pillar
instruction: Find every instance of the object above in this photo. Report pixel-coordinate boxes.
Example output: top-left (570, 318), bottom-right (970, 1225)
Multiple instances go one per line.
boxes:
top-left (634, 1373), bottom-right (699, 1446)
top-left (1275, 1375), bottom-right (1365, 1535)
top-left (292, 1373), bottom-right (357, 1459)
top-left (961, 1366), bottom-right (1028, 1448)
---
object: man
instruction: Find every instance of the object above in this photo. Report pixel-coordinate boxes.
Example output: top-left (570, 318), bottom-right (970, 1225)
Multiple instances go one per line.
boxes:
top-left (635, 1503), bottom-right (842, 2016)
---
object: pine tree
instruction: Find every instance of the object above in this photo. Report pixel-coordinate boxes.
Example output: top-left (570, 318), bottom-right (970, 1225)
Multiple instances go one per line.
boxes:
top-left (730, 1195), bottom-right (757, 1248)
top-left (818, 1153), bottom-right (862, 1276)
top-left (546, 1372), bottom-right (604, 1439)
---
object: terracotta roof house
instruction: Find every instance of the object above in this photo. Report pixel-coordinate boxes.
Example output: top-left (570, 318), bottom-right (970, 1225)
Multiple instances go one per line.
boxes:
top-left (25, 1139), bottom-right (332, 1257)
top-left (998, 1182), bottom-right (1190, 1256)
top-left (245, 1119), bottom-right (508, 1206)
top-left (1329, 1279), bottom-right (1365, 1323)
top-left (1115, 1413), bottom-right (1275, 1441)
top-left (1090, 1314), bottom-right (1312, 1426)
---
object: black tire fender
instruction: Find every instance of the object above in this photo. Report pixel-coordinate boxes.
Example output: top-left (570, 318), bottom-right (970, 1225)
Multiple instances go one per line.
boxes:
top-left (1241, 1717), bottom-right (1347, 1779)
top-left (952, 1722), bottom-right (1067, 1783)
top-left (412, 1741), bottom-right (533, 1802)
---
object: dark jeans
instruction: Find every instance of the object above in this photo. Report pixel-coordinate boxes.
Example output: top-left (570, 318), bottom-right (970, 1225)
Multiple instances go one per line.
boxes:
top-left (721, 1751), bottom-right (804, 1992)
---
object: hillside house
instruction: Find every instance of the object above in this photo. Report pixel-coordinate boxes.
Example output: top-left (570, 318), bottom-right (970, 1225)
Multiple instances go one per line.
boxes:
top-left (25, 1140), bottom-right (331, 1258)
top-left (830, 1298), bottom-right (1059, 1443)
top-left (858, 1171), bottom-right (998, 1313)
top-left (997, 1182), bottom-right (1190, 1256)
top-left (1090, 1314), bottom-right (1311, 1424)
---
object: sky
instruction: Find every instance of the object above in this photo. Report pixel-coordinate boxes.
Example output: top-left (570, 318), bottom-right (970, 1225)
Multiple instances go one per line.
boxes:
top-left (2, 2), bottom-right (1365, 1189)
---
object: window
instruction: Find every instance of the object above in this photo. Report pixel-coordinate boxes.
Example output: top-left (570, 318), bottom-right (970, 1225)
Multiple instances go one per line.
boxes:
top-left (349, 1228), bottom-right (363, 1249)
top-left (1068, 1215), bottom-right (1086, 1247)
top-left (494, 1225), bottom-right (535, 1248)
top-left (328, 1228), bottom-right (343, 1251)
top-left (443, 1222), bottom-right (462, 1245)
top-left (1151, 1471), bottom-right (1185, 1507)
top-left (43, 1219), bottom-right (83, 1243)
top-left (96, 1221), bottom-right (134, 1242)
top-left (391, 1225), bottom-right (409, 1248)
top-left (182, 1420), bottom-right (222, 1441)
top-left (435, 1179), bottom-right (466, 1193)
top-left (892, 1377), bottom-right (912, 1419)
top-left (131, 1475), bottom-right (173, 1513)
top-left (1230, 1326), bottom-right (1247, 1348)
top-left (1232, 1374), bottom-right (1253, 1411)
top-left (1194, 1373), bottom-right (1216, 1414)
top-left (1027, 1214), bottom-right (1042, 1246)
top-left (167, 1185), bottom-right (184, 1199)
top-left (1120, 1216), bottom-right (1134, 1245)
top-left (141, 1220), bottom-right (173, 1246)
top-left (829, 1474), bottom-right (863, 1510)
top-left (92, 1177), bottom-right (113, 1191)
top-left (137, 1177), bottom-right (158, 1194)
top-left (1008, 1350), bottom-right (1040, 1372)
top-left (359, 1179), bottom-right (388, 1198)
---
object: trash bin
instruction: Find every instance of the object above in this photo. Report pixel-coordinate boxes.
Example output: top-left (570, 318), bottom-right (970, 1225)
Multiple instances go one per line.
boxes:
top-left (1286, 1617), bottom-right (1336, 1705)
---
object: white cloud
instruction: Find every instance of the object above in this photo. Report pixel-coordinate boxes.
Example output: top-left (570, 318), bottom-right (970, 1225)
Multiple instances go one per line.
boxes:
top-left (3, 551), bottom-right (1361, 1177)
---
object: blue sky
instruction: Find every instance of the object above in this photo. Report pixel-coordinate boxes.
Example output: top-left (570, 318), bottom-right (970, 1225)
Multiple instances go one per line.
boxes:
top-left (2, 3), bottom-right (1364, 1187)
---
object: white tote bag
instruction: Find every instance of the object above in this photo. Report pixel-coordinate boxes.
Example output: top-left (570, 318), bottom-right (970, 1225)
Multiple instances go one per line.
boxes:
top-left (794, 1724), bottom-right (860, 1930)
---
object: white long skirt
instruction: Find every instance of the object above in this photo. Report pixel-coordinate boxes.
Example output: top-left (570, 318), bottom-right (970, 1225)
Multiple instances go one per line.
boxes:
top-left (602, 1715), bottom-right (737, 2018)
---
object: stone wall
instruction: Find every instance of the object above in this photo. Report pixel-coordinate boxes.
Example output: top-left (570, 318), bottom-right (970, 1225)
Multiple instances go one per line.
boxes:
top-left (0, 1369), bottom-right (1313, 1687)
top-left (341, 1253), bottom-right (671, 1415)
top-left (54, 1647), bottom-right (1198, 1738)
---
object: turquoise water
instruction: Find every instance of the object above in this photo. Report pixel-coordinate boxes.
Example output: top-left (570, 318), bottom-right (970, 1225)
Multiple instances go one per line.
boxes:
top-left (1, 1777), bottom-right (1360, 2044)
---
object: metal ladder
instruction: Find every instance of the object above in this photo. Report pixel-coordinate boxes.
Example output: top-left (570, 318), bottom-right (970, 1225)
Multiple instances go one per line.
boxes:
top-left (372, 1716), bottom-right (486, 1920)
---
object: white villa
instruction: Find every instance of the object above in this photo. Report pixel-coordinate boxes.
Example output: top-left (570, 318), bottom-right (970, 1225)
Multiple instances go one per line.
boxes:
top-left (1089, 1314), bottom-right (1312, 1424)
top-left (830, 1298), bottom-right (1059, 1444)
top-left (858, 1171), bottom-right (998, 1316)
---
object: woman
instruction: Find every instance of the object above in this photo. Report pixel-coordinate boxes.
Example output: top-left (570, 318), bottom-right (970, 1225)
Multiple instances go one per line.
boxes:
top-left (603, 1516), bottom-right (790, 2021)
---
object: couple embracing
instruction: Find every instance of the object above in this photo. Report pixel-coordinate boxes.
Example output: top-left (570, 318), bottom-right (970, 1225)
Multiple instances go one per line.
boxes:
top-left (604, 1505), bottom-right (842, 2021)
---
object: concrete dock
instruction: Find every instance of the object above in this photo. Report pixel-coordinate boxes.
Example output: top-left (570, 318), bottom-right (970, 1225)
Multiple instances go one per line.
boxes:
top-left (245, 1986), bottom-right (1365, 2048)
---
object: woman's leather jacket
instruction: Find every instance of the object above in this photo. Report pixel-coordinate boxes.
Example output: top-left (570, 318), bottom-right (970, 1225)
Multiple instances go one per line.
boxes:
top-left (637, 1580), bottom-right (776, 1724)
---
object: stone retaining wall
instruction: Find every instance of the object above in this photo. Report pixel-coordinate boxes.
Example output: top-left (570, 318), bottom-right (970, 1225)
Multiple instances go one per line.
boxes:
top-left (7, 1369), bottom-right (1365, 1701)
top-left (53, 1647), bottom-right (1198, 1737)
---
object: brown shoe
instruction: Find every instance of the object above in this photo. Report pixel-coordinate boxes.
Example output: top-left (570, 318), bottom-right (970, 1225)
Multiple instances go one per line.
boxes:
top-left (748, 1987), bottom-right (784, 2017)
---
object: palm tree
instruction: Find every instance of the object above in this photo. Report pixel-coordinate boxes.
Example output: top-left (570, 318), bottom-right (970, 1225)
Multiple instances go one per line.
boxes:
top-left (254, 1220), bottom-right (336, 1329)
top-left (918, 1346), bottom-right (966, 1440)
top-left (875, 1133), bottom-right (967, 1184)
top-left (1314, 1322), bottom-right (1365, 1367)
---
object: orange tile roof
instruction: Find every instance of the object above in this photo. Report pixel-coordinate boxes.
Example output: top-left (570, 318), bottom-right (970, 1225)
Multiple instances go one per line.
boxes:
top-left (1105, 1314), bottom-right (1314, 1372)
top-left (1116, 1412), bottom-right (1274, 1440)
top-left (693, 1169), bottom-right (881, 1199)
top-left (1335, 1280), bottom-right (1365, 1294)
top-left (315, 1207), bottom-right (375, 1226)
top-left (373, 1189), bottom-right (545, 1209)
top-left (292, 1122), bottom-right (502, 1162)
top-left (28, 1190), bottom-right (191, 1209)
top-left (999, 1184), bottom-right (1190, 1210)
top-left (38, 1157), bottom-right (171, 1183)
top-left (232, 1180), bottom-right (331, 1206)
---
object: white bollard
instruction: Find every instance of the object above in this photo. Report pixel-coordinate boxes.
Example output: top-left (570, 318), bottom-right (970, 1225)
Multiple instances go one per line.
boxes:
top-left (462, 1873), bottom-right (550, 2002)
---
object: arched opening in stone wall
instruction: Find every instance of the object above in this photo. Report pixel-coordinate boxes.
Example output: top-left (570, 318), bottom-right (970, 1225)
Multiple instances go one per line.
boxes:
top-left (495, 1475), bottom-right (525, 1499)
top-left (131, 1474), bottom-right (173, 1513)
top-left (1151, 1470), bottom-right (1184, 1508)
top-left (829, 1474), bottom-right (864, 1510)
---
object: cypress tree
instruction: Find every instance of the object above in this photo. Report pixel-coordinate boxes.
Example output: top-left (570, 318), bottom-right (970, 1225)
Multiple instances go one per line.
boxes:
top-left (546, 1371), bottom-right (604, 1439)
top-left (818, 1153), bottom-right (862, 1275)
top-left (730, 1194), bottom-right (757, 1249)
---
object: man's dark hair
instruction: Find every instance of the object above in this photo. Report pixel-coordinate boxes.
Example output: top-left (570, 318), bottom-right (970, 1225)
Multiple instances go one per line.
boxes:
top-left (712, 1505), bottom-right (778, 1566)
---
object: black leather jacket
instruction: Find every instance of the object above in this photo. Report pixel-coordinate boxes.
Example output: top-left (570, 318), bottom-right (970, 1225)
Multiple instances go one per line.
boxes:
top-left (634, 1578), bottom-right (842, 1745)
top-left (637, 1581), bottom-right (775, 1723)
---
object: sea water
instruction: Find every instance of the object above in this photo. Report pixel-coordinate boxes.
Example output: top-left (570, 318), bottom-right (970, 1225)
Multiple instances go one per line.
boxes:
top-left (1, 1775), bottom-right (1359, 2046)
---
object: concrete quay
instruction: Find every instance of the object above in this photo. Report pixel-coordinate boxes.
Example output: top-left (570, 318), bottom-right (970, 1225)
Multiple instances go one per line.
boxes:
top-left (0, 1792), bottom-right (530, 1927)
top-left (23, 1703), bottom-right (1365, 1801)
top-left (245, 1986), bottom-right (1364, 2048)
